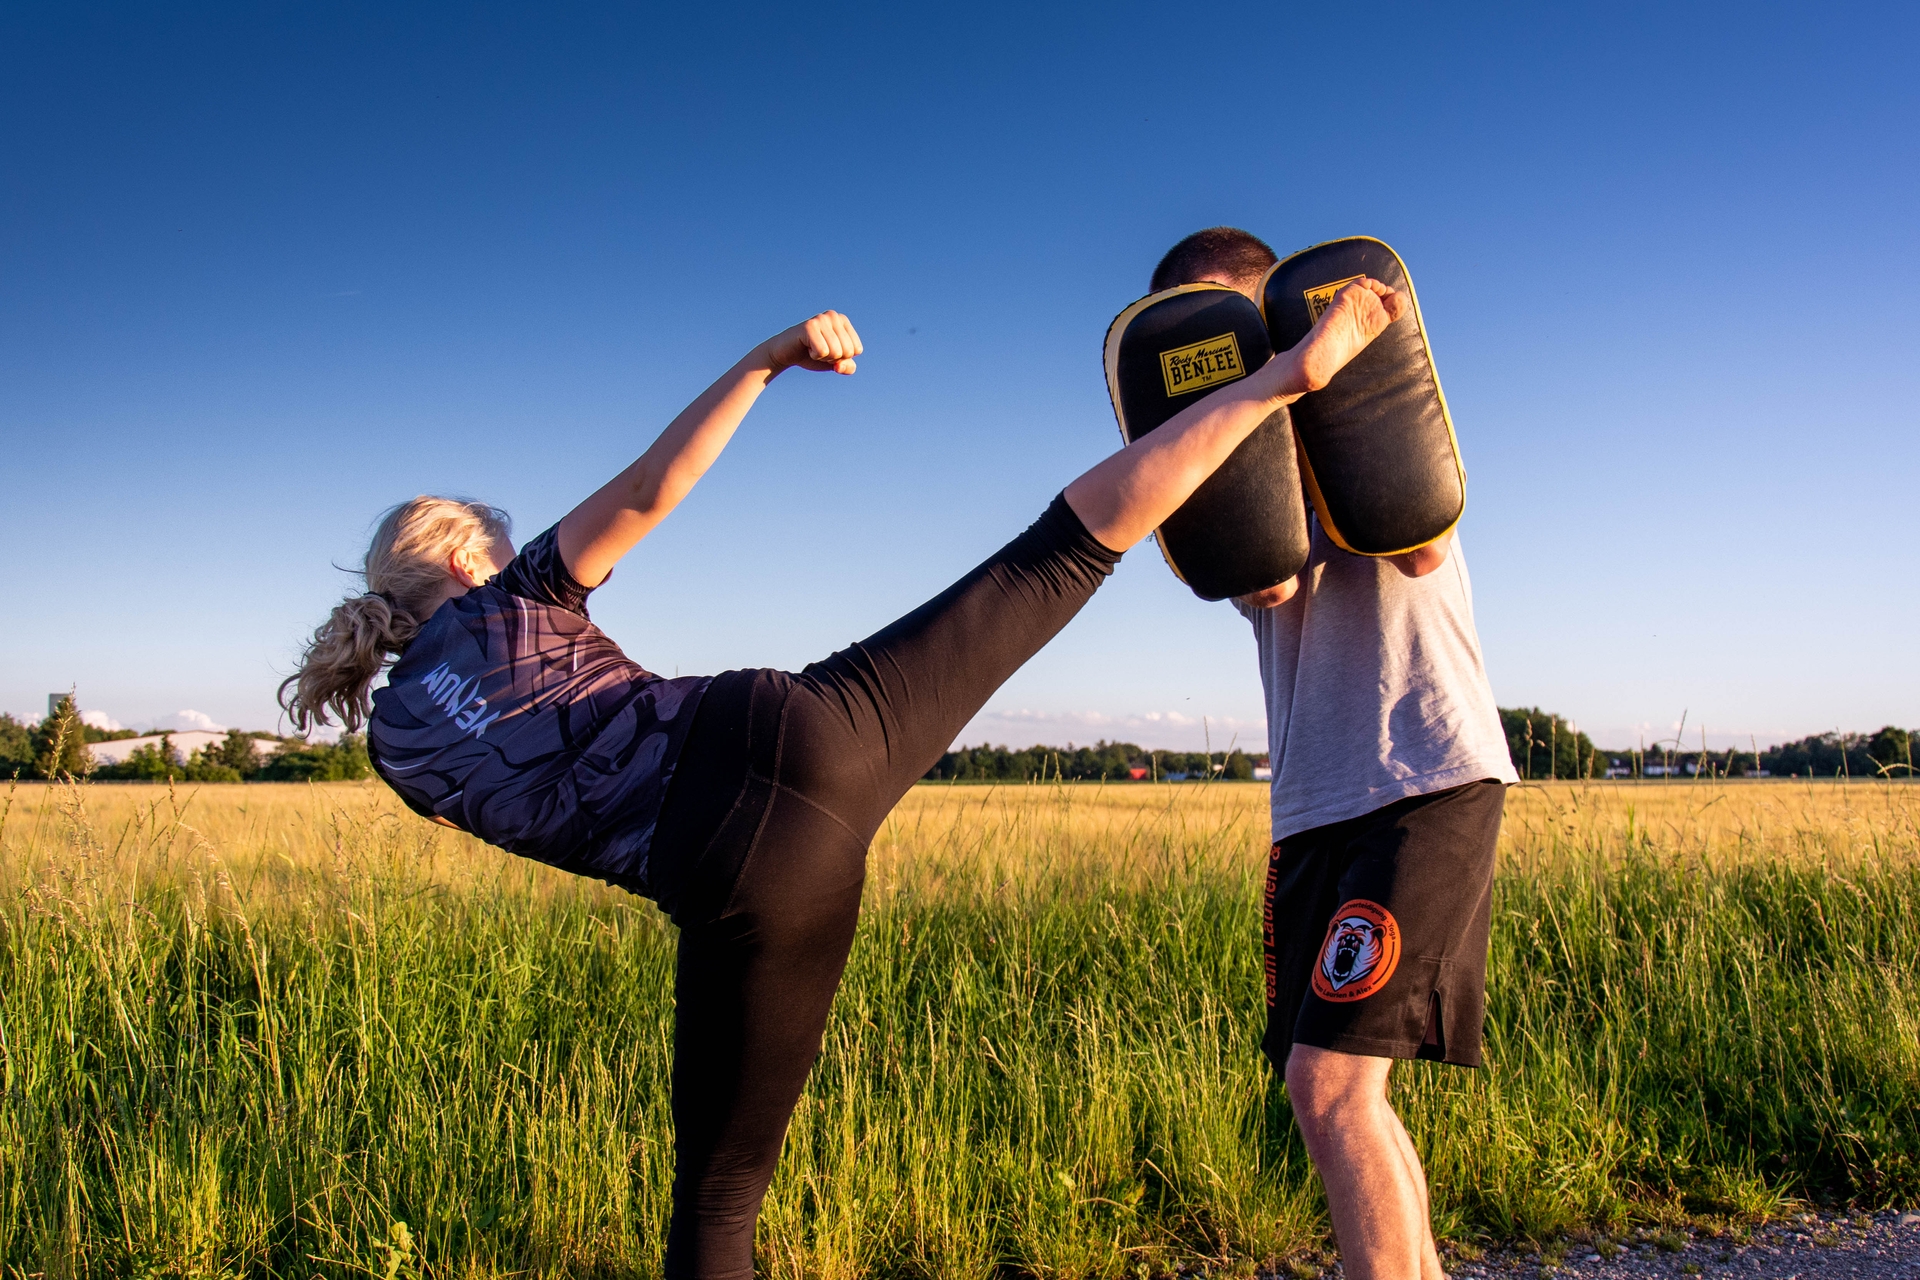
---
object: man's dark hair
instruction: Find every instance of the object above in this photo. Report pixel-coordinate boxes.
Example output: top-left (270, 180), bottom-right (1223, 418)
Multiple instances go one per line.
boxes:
top-left (1150, 226), bottom-right (1278, 293)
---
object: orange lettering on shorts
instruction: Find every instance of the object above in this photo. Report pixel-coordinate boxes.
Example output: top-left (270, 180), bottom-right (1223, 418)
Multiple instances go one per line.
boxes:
top-left (1263, 844), bottom-right (1281, 1006)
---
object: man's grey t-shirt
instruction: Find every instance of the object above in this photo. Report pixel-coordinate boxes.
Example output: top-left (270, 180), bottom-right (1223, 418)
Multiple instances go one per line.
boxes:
top-left (1235, 517), bottom-right (1517, 842)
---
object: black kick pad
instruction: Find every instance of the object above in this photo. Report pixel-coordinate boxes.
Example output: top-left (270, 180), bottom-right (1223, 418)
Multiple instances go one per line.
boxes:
top-left (1259, 237), bottom-right (1464, 556)
top-left (1103, 283), bottom-right (1310, 601)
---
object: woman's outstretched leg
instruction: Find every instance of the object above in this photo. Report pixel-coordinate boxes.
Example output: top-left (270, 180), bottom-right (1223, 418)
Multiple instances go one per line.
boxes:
top-left (782, 493), bottom-right (1119, 826)
top-left (780, 273), bottom-right (1411, 829)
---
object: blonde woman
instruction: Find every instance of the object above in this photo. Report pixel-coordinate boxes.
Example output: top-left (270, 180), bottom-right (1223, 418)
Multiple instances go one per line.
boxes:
top-left (284, 286), bottom-right (1405, 1280)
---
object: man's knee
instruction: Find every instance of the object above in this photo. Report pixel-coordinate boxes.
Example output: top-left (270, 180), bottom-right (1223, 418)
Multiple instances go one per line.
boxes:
top-left (1284, 1044), bottom-right (1392, 1138)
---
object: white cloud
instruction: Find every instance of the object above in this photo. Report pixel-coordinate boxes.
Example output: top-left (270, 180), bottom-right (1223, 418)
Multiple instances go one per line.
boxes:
top-left (80, 710), bottom-right (125, 732)
top-left (158, 709), bottom-right (227, 732)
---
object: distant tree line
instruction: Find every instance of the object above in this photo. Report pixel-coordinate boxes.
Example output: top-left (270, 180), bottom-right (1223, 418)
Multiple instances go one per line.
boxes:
top-left (922, 717), bottom-right (1918, 786)
top-left (1759, 728), bottom-right (1913, 778)
top-left (1644, 727), bottom-right (1915, 780)
top-left (1501, 706), bottom-right (1916, 780)
top-left (925, 740), bottom-right (1258, 783)
top-left (9, 694), bottom-right (1910, 789)
top-left (0, 697), bottom-right (371, 783)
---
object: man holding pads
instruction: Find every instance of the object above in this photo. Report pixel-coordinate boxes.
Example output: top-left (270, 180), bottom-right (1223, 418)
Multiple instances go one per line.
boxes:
top-left (1149, 227), bottom-right (1518, 1280)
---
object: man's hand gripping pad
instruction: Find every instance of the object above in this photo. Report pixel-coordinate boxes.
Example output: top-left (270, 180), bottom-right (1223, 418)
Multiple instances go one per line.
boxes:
top-left (1103, 284), bottom-right (1310, 601)
top-left (1259, 238), bottom-right (1465, 556)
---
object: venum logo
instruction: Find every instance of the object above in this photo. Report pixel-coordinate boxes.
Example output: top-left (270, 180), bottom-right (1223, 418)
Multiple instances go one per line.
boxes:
top-left (417, 663), bottom-right (501, 739)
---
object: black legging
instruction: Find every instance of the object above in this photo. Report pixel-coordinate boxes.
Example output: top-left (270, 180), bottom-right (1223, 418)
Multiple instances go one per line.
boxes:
top-left (647, 494), bottom-right (1120, 1278)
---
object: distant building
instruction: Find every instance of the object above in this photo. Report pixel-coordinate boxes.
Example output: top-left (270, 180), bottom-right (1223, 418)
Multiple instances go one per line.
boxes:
top-left (1252, 766), bottom-right (1273, 781)
top-left (86, 732), bottom-right (281, 767)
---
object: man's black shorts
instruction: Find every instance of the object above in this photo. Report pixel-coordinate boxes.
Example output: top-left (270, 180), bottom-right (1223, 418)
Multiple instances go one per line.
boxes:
top-left (1263, 780), bottom-right (1507, 1069)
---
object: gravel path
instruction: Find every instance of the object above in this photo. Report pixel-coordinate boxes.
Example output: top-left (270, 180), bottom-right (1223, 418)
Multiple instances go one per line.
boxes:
top-left (1443, 1210), bottom-right (1920, 1280)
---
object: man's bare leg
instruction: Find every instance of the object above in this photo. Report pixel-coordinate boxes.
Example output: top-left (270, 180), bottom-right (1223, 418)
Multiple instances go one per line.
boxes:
top-left (1284, 1045), bottom-right (1444, 1280)
top-left (1387, 1104), bottom-right (1443, 1280)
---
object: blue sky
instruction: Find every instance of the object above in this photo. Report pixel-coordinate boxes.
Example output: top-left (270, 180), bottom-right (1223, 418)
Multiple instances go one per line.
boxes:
top-left (3, 1), bottom-right (1915, 752)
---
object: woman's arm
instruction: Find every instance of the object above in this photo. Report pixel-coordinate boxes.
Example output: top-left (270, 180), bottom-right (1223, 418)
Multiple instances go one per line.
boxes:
top-left (1064, 278), bottom-right (1407, 552)
top-left (556, 311), bottom-right (864, 587)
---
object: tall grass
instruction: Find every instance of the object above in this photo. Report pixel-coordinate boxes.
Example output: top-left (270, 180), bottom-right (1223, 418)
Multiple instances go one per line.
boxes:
top-left (0, 777), bottom-right (1915, 1278)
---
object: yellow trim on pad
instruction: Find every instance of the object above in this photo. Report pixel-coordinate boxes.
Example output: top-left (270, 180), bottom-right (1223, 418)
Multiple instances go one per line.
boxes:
top-left (1257, 237), bottom-right (1466, 558)
top-left (1101, 282), bottom-right (1248, 587)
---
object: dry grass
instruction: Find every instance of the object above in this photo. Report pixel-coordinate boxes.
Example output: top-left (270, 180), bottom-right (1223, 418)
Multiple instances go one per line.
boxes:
top-left (5, 775), bottom-right (1910, 897)
top-left (0, 776), bottom-right (1915, 1278)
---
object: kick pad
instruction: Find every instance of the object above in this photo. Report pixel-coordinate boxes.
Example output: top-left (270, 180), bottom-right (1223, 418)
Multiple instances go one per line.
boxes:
top-left (1259, 237), bottom-right (1464, 557)
top-left (1103, 283), bottom-right (1310, 601)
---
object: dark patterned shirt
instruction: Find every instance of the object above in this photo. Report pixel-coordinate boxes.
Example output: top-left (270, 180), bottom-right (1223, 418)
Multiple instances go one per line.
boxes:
top-left (368, 525), bottom-right (710, 896)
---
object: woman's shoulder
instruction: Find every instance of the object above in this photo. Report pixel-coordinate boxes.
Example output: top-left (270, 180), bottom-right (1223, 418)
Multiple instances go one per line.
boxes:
top-left (494, 525), bottom-right (595, 617)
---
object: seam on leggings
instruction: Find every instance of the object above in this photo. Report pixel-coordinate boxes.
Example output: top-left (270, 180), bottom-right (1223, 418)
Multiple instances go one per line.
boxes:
top-left (764, 778), bottom-right (868, 846)
top-left (714, 774), bottom-right (779, 921)
top-left (716, 696), bottom-right (792, 919)
top-left (681, 770), bottom-right (759, 903)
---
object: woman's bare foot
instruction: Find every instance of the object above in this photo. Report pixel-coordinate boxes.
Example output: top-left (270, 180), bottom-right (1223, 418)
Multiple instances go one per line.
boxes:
top-left (1062, 280), bottom-right (1404, 553)
top-left (1280, 278), bottom-right (1408, 397)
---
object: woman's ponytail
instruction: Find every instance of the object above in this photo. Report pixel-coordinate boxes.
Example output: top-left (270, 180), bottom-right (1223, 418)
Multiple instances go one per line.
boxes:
top-left (279, 497), bottom-right (511, 735)
top-left (279, 594), bottom-right (420, 734)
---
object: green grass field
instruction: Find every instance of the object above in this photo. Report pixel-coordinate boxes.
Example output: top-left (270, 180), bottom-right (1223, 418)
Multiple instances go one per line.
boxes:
top-left (1, 777), bottom-right (1916, 1279)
